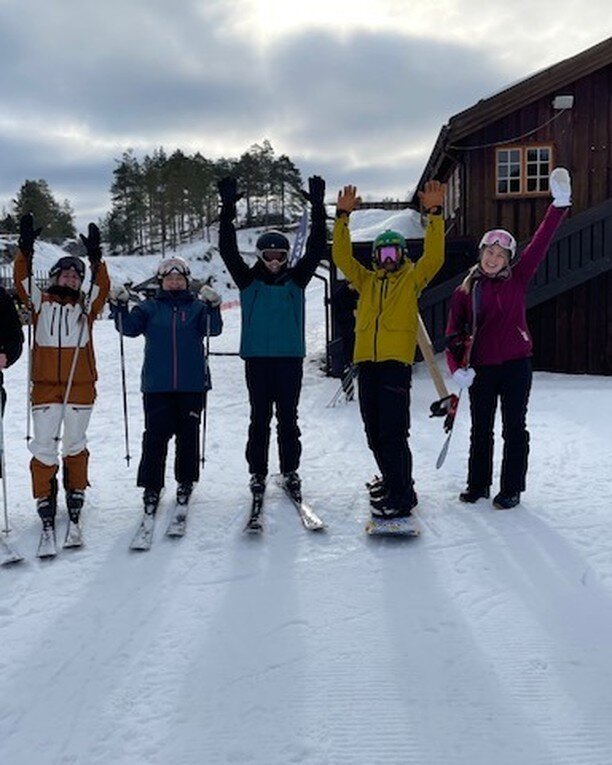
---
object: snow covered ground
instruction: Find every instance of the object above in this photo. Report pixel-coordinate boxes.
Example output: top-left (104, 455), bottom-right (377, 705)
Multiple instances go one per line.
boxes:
top-left (2, 241), bottom-right (612, 764)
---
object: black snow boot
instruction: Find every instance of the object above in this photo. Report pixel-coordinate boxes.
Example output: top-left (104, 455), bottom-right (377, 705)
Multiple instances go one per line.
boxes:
top-left (366, 475), bottom-right (387, 509)
top-left (492, 492), bottom-right (520, 510)
top-left (459, 488), bottom-right (490, 504)
top-left (143, 489), bottom-right (160, 515)
top-left (36, 495), bottom-right (57, 528)
top-left (282, 471), bottom-right (301, 500)
top-left (176, 482), bottom-right (193, 506)
top-left (66, 489), bottom-right (85, 523)
top-left (249, 474), bottom-right (266, 496)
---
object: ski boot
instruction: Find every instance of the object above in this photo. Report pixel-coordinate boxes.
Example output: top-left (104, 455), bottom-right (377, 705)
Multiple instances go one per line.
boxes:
top-left (143, 488), bottom-right (160, 516)
top-left (459, 487), bottom-right (490, 504)
top-left (249, 473), bottom-right (266, 497)
top-left (66, 489), bottom-right (85, 524)
top-left (176, 482), bottom-right (193, 506)
top-left (282, 471), bottom-right (302, 502)
top-left (36, 494), bottom-right (57, 556)
top-left (492, 492), bottom-right (520, 510)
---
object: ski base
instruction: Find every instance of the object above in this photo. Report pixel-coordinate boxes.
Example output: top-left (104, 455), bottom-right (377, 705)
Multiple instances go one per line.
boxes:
top-left (244, 493), bottom-right (264, 534)
top-left (1, 535), bottom-right (24, 565)
top-left (37, 527), bottom-right (58, 558)
top-left (166, 502), bottom-right (189, 538)
top-left (365, 516), bottom-right (420, 537)
top-left (63, 520), bottom-right (83, 549)
top-left (130, 512), bottom-right (156, 551)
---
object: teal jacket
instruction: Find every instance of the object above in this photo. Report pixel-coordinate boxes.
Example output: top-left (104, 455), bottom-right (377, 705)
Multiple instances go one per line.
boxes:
top-left (218, 206), bottom-right (327, 359)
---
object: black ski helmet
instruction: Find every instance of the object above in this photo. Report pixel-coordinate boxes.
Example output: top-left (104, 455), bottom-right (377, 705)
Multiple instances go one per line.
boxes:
top-left (256, 231), bottom-right (290, 255)
top-left (49, 255), bottom-right (86, 282)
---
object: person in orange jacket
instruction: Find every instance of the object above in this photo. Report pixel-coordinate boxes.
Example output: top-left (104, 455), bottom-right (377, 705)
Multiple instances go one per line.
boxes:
top-left (13, 219), bottom-right (109, 536)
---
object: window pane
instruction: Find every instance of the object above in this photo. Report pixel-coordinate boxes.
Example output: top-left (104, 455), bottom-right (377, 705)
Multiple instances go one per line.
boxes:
top-left (498, 180), bottom-right (508, 193)
top-left (527, 162), bottom-right (538, 176)
top-left (510, 150), bottom-right (521, 162)
top-left (539, 162), bottom-right (549, 175)
top-left (527, 178), bottom-right (537, 192)
top-left (540, 178), bottom-right (549, 191)
top-left (498, 164), bottom-right (509, 178)
top-left (510, 164), bottom-right (520, 177)
top-left (510, 179), bottom-right (520, 192)
top-left (540, 148), bottom-right (549, 160)
top-left (527, 149), bottom-right (537, 162)
top-left (498, 150), bottom-right (508, 162)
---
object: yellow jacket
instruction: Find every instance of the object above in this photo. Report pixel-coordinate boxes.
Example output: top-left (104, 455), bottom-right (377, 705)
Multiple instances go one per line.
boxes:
top-left (332, 214), bottom-right (444, 364)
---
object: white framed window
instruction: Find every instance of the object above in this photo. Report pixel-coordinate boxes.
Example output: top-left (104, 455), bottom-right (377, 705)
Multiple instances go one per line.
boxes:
top-left (495, 144), bottom-right (552, 196)
top-left (444, 165), bottom-right (461, 219)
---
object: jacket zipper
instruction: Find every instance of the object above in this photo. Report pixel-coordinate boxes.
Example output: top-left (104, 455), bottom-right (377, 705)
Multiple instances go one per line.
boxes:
top-left (57, 306), bottom-right (63, 382)
top-left (373, 277), bottom-right (387, 360)
top-left (172, 306), bottom-right (178, 390)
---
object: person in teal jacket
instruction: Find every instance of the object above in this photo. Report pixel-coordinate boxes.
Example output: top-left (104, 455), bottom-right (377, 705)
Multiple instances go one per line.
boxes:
top-left (217, 175), bottom-right (327, 497)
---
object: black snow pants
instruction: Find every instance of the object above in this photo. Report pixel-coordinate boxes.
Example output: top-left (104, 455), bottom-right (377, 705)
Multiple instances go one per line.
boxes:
top-left (467, 357), bottom-right (533, 495)
top-left (137, 392), bottom-right (205, 492)
top-left (244, 357), bottom-right (303, 476)
top-left (357, 360), bottom-right (416, 509)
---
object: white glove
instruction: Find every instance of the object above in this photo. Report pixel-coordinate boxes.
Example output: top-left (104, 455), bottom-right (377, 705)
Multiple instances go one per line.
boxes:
top-left (109, 284), bottom-right (130, 304)
top-left (453, 367), bottom-right (476, 390)
top-left (550, 167), bottom-right (571, 208)
top-left (199, 284), bottom-right (221, 307)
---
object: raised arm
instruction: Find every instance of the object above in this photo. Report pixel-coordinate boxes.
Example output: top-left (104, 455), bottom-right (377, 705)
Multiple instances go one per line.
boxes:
top-left (80, 223), bottom-right (110, 315)
top-left (291, 175), bottom-right (328, 288)
top-left (512, 168), bottom-right (571, 284)
top-left (0, 288), bottom-right (23, 368)
top-left (217, 177), bottom-right (253, 290)
top-left (413, 180), bottom-right (446, 292)
top-left (331, 185), bottom-right (370, 290)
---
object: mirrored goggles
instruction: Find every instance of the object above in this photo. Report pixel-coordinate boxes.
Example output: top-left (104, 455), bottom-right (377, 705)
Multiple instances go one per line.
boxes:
top-left (376, 245), bottom-right (402, 264)
top-left (51, 256), bottom-right (85, 280)
top-left (261, 249), bottom-right (288, 263)
top-left (158, 260), bottom-right (190, 277)
top-left (479, 229), bottom-right (516, 256)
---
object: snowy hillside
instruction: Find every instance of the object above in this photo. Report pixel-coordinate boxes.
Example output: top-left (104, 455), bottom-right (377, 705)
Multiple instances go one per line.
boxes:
top-left (2, 238), bottom-right (612, 764)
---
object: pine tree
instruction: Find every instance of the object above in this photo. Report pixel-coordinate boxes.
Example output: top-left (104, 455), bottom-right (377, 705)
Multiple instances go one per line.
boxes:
top-left (13, 179), bottom-right (76, 239)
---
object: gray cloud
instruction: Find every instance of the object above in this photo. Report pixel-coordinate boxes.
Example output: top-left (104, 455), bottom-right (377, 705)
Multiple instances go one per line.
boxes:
top-left (0, 1), bottom-right (610, 226)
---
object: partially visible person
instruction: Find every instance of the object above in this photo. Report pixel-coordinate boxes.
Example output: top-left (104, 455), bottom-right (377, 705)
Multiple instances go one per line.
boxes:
top-left (0, 284), bottom-right (24, 413)
top-left (445, 167), bottom-right (572, 509)
top-left (109, 257), bottom-right (222, 514)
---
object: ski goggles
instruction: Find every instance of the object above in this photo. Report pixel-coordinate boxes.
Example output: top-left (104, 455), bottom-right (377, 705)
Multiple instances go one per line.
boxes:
top-left (158, 259), bottom-right (190, 277)
top-left (261, 249), bottom-right (288, 263)
top-left (375, 245), bottom-right (402, 264)
top-left (49, 256), bottom-right (86, 280)
top-left (478, 229), bottom-right (517, 257)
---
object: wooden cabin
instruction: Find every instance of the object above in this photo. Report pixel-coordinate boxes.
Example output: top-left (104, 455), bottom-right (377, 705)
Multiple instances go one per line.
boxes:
top-left (412, 36), bottom-right (612, 374)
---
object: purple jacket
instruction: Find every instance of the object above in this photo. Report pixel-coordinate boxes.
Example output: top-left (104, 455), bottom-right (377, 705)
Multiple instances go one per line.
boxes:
top-left (446, 205), bottom-right (567, 372)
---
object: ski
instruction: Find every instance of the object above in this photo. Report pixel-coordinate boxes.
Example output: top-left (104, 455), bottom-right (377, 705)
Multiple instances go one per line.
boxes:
top-left (166, 502), bottom-right (189, 538)
top-left (365, 516), bottom-right (420, 537)
top-left (1, 534), bottom-right (24, 565)
top-left (279, 482), bottom-right (325, 532)
top-left (129, 511), bottom-right (156, 551)
top-left (63, 518), bottom-right (83, 549)
top-left (244, 491), bottom-right (264, 534)
top-left (36, 524), bottom-right (57, 559)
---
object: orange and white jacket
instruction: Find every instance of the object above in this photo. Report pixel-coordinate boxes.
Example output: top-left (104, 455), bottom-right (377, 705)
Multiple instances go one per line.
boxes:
top-left (14, 250), bottom-right (110, 399)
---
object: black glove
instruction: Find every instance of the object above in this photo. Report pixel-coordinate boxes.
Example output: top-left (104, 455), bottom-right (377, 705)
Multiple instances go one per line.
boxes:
top-left (300, 175), bottom-right (326, 207)
top-left (218, 177), bottom-right (241, 206)
top-left (80, 223), bottom-right (102, 265)
top-left (18, 213), bottom-right (42, 260)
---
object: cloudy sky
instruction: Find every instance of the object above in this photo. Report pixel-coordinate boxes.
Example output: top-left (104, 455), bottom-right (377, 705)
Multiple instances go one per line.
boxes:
top-left (1, 0), bottom-right (611, 230)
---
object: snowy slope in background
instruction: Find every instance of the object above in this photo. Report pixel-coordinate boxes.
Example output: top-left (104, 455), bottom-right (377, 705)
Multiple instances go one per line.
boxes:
top-left (2, 246), bottom-right (612, 764)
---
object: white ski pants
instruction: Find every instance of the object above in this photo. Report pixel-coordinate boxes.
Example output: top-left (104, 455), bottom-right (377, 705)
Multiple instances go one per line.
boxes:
top-left (29, 403), bottom-right (93, 466)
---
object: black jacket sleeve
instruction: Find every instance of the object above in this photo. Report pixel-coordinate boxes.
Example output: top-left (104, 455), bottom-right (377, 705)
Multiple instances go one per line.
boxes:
top-left (218, 206), bottom-right (253, 291)
top-left (0, 287), bottom-right (24, 368)
top-left (290, 203), bottom-right (327, 288)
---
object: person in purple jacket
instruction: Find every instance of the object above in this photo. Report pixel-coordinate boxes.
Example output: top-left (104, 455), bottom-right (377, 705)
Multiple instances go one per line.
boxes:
top-left (445, 167), bottom-right (571, 509)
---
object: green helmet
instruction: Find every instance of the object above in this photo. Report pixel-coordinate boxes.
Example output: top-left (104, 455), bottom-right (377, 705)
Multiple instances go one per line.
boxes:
top-left (372, 229), bottom-right (407, 266)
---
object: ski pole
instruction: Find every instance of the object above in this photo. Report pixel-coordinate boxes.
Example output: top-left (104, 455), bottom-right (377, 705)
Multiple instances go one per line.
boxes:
top-left (25, 266), bottom-right (33, 443)
top-left (1, 384), bottom-right (12, 533)
top-left (200, 313), bottom-right (211, 467)
top-left (117, 310), bottom-right (131, 466)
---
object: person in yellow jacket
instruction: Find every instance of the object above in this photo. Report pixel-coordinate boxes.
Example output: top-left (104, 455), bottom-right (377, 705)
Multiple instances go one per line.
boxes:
top-left (332, 181), bottom-right (445, 524)
top-left (14, 221), bottom-right (109, 539)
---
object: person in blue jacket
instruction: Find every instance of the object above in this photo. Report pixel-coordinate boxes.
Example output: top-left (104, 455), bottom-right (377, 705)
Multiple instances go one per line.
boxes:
top-left (217, 175), bottom-right (327, 498)
top-left (109, 257), bottom-right (222, 512)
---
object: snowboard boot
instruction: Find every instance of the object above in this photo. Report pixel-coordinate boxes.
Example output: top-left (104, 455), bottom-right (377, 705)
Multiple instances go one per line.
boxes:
top-left (142, 488), bottom-right (160, 516)
top-left (282, 471), bottom-right (302, 501)
top-left (366, 475), bottom-right (387, 510)
top-left (492, 492), bottom-right (520, 510)
top-left (176, 482), bottom-right (193, 506)
top-left (66, 489), bottom-right (85, 524)
top-left (459, 487), bottom-right (490, 504)
top-left (371, 492), bottom-right (418, 520)
top-left (249, 474), bottom-right (266, 496)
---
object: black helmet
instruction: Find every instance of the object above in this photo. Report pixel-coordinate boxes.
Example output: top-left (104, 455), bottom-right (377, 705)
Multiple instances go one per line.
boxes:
top-left (256, 231), bottom-right (290, 254)
top-left (49, 255), bottom-right (86, 281)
